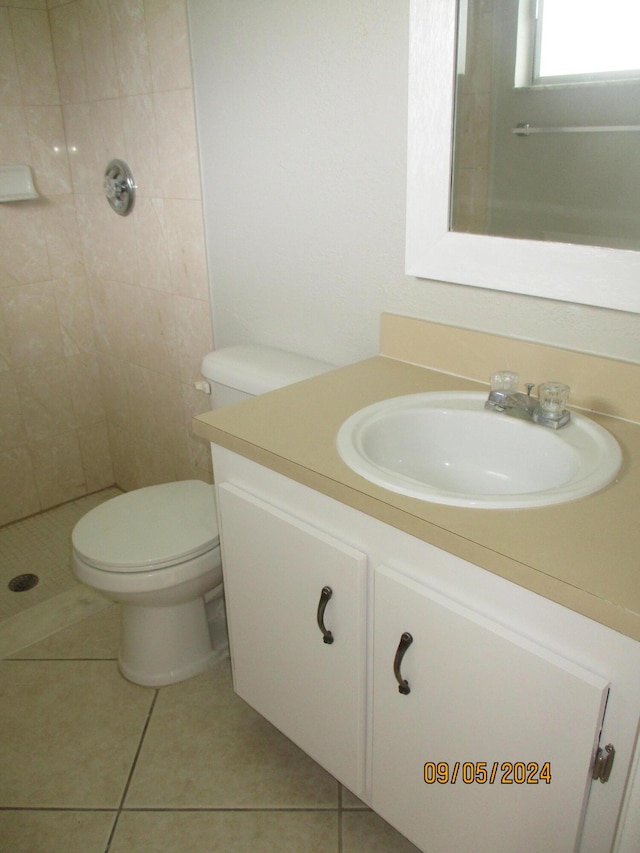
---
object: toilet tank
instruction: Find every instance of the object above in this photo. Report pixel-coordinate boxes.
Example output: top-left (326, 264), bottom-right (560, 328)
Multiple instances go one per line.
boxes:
top-left (200, 345), bottom-right (335, 409)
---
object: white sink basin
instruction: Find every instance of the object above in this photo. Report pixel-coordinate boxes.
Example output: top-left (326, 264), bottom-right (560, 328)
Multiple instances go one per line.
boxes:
top-left (336, 392), bottom-right (622, 509)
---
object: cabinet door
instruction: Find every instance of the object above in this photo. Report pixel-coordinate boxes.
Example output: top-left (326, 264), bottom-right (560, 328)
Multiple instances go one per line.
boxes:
top-left (372, 564), bottom-right (610, 853)
top-left (217, 483), bottom-right (368, 794)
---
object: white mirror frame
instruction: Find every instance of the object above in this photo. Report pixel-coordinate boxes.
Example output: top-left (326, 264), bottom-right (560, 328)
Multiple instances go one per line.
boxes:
top-left (405, 0), bottom-right (640, 314)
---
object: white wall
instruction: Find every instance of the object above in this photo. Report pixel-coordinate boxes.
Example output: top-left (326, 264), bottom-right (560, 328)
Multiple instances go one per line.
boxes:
top-left (188, 0), bottom-right (640, 367)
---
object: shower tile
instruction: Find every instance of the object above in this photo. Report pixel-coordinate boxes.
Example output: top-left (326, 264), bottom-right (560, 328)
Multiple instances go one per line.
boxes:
top-left (0, 283), bottom-right (62, 366)
top-left (154, 90), bottom-right (201, 201)
top-left (89, 280), bottom-right (130, 358)
top-left (66, 353), bottom-right (104, 424)
top-left (49, 1), bottom-right (88, 105)
top-left (0, 301), bottom-right (9, 370)
top-left (63, 104), bottom-right (98, 195)
top-left (18, 359), bottom-right (76, 442)
top-left (98, 281), bottom-right (130, 362)
top-left (133, 198), bottom-right (171, 289)
top-left (132, 432), bottom-right (180, 488)
top-left (107, 421), bottom-right (175, 491)
top-left (173, 440), bottom-right (213, 484)
top-left (179, 382), bottom-right (215, 475)
top-left (0, 810), bottom-right (116, 853)
top-left (0, 659), bottom-right (154, 808)
top-left (9, 8), bottom-right (59, 107)
top-left (91, 97), bottom-right (126, 172)
top-left (30, 430), bottom-right (87, 509)
top-left (173, 294), bottom-right (214, 384)
top-left (0, 447), bottom-right (40, 527)
top-left (80, 0), bottom-right (119, 102)
top-left (164, 199), bottom-right (208, 300)
top-left (42, 197), bottom-right (86, 280)
top-left (79, 200), bottom-right (139, 285)
top-left (125, 662), bottom-right (340, 809)
top-left (98, 353), bottom-right (131, 429)
top-left (0, 104), bottom-right (30, 165)
top-left (0, 9), bottom-right (21, 107)
top-left (121, 94), bottom-right (162, 198)
top-left (0, 209), bottom-right (50, 289)
top-left (24, 105), bottom-right (72, 196)
top-left (109, 0), bottom-right (152, 97)
top-left (127, 286), bottom-right (180, 377)
top-left (127, 364), bottom-right (183, 445)
top-left (145, 0), bottom-right (192, 93)
top-left (0, 370), bottom-right (26, 452)
top-left (454, 92), bottom-right (492, 172)
top-left (77, 422), bottom-right (114, 493)
top-left (110, 809), bottom-right (338, 853)
top-left (107, 423), bottom-right (140, 492)
top-left (89, 279), bottom-right (131, 356)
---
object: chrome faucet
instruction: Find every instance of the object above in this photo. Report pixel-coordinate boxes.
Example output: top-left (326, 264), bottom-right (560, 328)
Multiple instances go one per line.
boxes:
top-left (485, 371), bottom-right (571, 429)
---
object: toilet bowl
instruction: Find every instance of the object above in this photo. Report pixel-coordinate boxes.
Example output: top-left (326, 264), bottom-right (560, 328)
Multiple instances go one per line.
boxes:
top-left (71, 345), bottom-right (334, 687)
top-left (72, 480), bottom-right (224, 687)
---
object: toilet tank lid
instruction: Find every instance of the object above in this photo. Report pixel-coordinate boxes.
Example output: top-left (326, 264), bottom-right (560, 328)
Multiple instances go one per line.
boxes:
top-left (200, 345), bottom-right (335, 396)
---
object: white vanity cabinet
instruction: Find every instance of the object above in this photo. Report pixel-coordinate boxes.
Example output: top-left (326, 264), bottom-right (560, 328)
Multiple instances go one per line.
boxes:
top-left (211, 447), bottom-right (640, 853)
top-left (216, 482), bottom-right (368, 795)
top-left (371, 564), bottom-right (609, 853)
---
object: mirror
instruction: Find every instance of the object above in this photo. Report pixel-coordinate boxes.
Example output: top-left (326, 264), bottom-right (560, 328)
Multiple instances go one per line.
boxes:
top-left (406, 0), bottom-right (640, 314)
top-left (451, 0), bottom-right (640, 251)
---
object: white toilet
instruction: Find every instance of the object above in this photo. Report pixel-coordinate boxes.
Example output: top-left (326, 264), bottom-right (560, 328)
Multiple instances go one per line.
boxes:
top-left (71, 345), bottom-right (333, 687)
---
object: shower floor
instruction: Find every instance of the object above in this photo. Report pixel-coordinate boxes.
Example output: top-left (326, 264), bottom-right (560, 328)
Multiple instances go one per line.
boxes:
top-left (0, 488), bottom-right (121, 657)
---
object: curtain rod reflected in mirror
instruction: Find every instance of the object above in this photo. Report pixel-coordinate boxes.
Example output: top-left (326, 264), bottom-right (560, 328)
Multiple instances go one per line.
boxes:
top-left (406, 0), bottom-right (640, 314)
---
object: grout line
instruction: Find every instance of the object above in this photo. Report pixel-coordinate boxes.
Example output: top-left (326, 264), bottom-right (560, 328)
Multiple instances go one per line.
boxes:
top-left (104, 688), bottom-right (159, 853)
top-left (0, 806), bottom-right (118, 814)
top-left (3, 656), bottom-right (117, 663)
top-left (117, 806), bottom-right (343, 813)
top-left (0, 805), bottom-right (347, 814)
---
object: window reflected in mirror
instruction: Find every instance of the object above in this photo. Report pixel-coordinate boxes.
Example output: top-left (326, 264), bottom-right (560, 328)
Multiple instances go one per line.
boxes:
top-left (534, 0), bottom-right (640, 82)
top-left (451, 0), bottom-right (640, 250)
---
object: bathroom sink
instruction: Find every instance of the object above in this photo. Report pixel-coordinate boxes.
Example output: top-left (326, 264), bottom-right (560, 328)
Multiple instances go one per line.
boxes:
top-left (336, 392), bottom-right (622, 509)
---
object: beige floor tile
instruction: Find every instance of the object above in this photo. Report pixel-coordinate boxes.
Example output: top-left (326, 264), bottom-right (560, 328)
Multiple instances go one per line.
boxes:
top-left (341, 785), bottom-right (370, 809)
top-left (342, 810), bottom-right (423, 852)
top-left (0, 586), bottom-right (111, 660)
top-left (110, 809), bottom-right (338, 853)
top-left (126, 661), bottom-right (339, 809)
top-left (0, 810), bottom-right (116, 853)
top-left (11, 602), bottom-right (119, 660)
top-left (0, 660), bottom-right (154, 808)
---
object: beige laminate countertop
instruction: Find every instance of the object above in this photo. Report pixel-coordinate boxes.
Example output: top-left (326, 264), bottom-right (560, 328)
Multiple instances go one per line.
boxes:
top-left (193, 356), bottom-right (640, 643)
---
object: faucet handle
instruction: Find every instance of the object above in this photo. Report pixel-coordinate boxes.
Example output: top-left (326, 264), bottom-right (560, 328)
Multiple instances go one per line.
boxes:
top-left (490, 370), bottom-right (519, 392)
top-left (538, 381), bottom-right (570, 416)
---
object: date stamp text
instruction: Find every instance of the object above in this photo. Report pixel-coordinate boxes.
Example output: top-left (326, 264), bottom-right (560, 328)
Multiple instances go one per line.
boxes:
top-left (424, 761), bottom-right (552, 785)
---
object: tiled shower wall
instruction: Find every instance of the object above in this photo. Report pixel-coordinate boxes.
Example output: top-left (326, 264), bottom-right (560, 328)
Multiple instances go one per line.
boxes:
top-left (450, 0), bottom-right (493, 234)
top-left (0, 0), bottom-right (214, 527)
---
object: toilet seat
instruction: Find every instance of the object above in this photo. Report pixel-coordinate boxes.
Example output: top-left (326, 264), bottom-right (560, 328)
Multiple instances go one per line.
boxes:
top-left (72, 481), bottom-right (218, 572)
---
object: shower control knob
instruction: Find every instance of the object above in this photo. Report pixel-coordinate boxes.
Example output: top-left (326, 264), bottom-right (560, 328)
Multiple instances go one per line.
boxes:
top-left (103, 159), bottom-right (136, 216)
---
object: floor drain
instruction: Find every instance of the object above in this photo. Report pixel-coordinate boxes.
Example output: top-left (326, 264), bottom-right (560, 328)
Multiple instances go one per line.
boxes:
top-left (8, 573), bottom-right (40, 592)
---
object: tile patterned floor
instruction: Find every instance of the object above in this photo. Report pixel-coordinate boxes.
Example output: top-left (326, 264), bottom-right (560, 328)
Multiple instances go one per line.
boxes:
top-left (0, 505), bottom-right (421, 852)
top-left (0, 489), bottom-right (121, 621)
